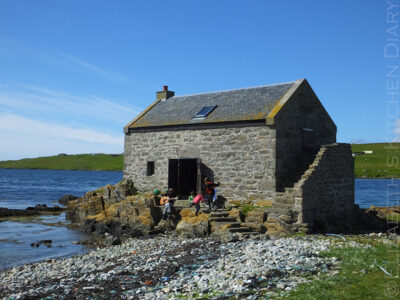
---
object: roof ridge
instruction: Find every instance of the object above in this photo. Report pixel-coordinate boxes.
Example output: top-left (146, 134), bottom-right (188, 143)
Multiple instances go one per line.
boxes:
top-left (171, 80), bottom-right (299, 99)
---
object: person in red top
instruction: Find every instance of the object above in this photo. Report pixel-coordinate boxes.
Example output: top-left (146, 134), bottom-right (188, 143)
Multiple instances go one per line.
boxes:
top-left (204, 177), bottom-right (220, 211)
top-left (192, 193), bottom-right (204, 216)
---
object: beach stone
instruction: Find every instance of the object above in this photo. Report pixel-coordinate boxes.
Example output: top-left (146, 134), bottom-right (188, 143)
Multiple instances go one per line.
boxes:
top-left (1, 231), bottom-right (371, 299)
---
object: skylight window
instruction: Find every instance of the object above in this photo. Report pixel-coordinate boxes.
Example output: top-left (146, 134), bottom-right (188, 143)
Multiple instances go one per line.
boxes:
top-left (194, 105), bottom-right (217, 118)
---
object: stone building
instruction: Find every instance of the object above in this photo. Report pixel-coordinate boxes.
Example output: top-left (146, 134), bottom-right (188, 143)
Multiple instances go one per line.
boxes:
top-left (124, 79), bottom-right (354, 231)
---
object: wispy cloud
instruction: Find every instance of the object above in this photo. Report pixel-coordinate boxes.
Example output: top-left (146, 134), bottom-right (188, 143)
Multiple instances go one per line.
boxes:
top-left (0, 114), bottom-right (122, 145)
top-left (57, 52), bottom-right (130, 84)
top-left (0, 37), bottom-right (131, 85)
top-left (0, 114), bottom-right (124, 160)
top-left (0, 83), bottom-right (140, 127)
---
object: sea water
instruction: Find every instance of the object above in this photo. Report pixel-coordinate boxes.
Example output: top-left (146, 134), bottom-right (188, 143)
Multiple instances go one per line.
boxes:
top-left (0, 169), bottom-right (122, 269)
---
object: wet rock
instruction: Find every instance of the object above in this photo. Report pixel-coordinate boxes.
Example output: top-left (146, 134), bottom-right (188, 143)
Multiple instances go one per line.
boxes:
top-left (128, 229), bottom-right (143, 238)
top-left (105, 236), bottom-right (121, 246)
top-left (39, 240), bottom-right (52, 248)
top-left (0, 205), bottom-right (63, 218)
top-left (58, 195), bottom-right (78, 205)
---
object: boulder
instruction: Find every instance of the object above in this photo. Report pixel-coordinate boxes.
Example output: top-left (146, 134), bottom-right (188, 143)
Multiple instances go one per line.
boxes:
top-left (245, 210), bottom-right (268, 224)
top-left (155, 218), bottom-right (176, 232)
top-left (67, 179), bottom-right (162, 236)
top-left (176, 209), bottom-right (210, 238)
top-left (265, 215), bottom-right (293, 236)
top-left (67, 179), bottom-right (140, 224)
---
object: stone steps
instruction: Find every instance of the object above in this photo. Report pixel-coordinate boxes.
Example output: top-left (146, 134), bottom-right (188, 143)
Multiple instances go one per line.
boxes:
top-left (211, 221), bottom-right (242, 229)
top-left (228, 226), bottom-right (252, 233)
top-left (210, 212), bottom-right (230, 218)
top-left (209, 206), bottom-right (261, 236)
top-left (209, 217), bottom-right (237, 223)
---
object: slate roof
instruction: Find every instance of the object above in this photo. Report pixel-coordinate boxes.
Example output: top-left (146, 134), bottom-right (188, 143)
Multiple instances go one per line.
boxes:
top-left (127, 80), bottom-right (301, 130)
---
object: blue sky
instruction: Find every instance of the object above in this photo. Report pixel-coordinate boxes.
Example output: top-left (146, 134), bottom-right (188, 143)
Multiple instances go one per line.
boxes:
top-left (0, 0), bottom-right (395, 160)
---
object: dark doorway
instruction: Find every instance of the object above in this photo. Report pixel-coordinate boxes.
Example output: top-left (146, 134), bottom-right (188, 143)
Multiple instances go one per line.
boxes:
top-left (168, 158), bottom-right (199, 198)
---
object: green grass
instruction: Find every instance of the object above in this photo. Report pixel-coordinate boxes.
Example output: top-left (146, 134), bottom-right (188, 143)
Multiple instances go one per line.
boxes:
top-left (240, 204), bottom-right (257, 216)
top-left (352, 143), bottom-right (400, 178)
top-left (278, 238), bottom-right (400, 300)
top-left (0, 153), bottom-right (123, 171)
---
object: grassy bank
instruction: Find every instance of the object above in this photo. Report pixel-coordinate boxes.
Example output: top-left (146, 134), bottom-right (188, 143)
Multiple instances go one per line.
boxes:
top-left (0, 154), bottom-right (123, 171)
top-left (279, 236), bottom-right (400, 300)
top-left (352, 143), bottom-right (400, 178)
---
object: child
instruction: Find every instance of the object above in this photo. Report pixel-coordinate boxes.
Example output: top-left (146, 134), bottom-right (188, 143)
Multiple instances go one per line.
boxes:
top-left (204, 177), bottom-right (220, 211)
top-left (188, 191), bottom-right (195, 207)
top-left (192, 193), bottom-right (204, 216)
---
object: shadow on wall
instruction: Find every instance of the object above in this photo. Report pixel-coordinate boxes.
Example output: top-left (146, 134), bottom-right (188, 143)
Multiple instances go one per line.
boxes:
top-left (200, 163), bottom-right (214, 190)
top-left (276, 147), bottom-right (319, 192)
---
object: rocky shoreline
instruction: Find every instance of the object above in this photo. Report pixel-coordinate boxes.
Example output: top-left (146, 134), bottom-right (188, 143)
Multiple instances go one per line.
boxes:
top-left (0, 204), bottom-right (64, 220)
top-left (0, 233), bottom-right (354, 300)
top-left (0, 177), bottom-right (397, 299)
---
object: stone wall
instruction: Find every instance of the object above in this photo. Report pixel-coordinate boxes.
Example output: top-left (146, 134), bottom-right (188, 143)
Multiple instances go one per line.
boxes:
top-left (124, 124), bottom-right (276, 202)
top-left (265, 143), bottom-right (354, 234)
top-left (274, 80), bottom-right (337, 191)
top-left (294, 143), bottom-right (354, 232)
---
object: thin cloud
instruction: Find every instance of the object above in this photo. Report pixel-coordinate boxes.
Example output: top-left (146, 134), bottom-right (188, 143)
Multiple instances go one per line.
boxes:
top-left (0, 114), bottom-right (123, 146)
top-left (0, 37), bottom-right (132, 85)
top-left (57, 52), bottom-right (130, 84)
top-left (0, 83), bottom-right (140, 126)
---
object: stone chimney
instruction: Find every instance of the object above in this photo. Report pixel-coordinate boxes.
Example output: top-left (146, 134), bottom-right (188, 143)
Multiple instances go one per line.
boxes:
top-left (156, 85), bottom-right (175, 101)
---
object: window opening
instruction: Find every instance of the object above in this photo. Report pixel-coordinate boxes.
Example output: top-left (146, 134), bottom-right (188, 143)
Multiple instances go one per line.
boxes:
top-left (147, 161), bottom-right (155, 176)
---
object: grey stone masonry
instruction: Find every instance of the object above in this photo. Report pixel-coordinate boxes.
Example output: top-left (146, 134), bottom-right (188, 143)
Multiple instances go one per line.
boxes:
top-left (267, 143), bottom-right (354, 233)
top-left (296, 143), bottom-right (354, 231)
top-left (274, 80), bottom-right (336, 191)
top-left (124, 124), bottom-right (277, 202)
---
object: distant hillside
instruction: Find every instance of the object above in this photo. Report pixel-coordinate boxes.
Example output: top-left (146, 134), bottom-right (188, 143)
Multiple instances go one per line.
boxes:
top-left (0, 144), bottom-right (398, 177)
top-left (352, 143), bottom-right (400, 178)
top-left (0, 154), bottom-right (123, 171)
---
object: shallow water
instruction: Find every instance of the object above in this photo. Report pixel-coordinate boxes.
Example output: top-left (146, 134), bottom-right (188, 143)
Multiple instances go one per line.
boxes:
top-left (0, 213), bottom-right (90, 269)
top-left (0, 169), bottom-right (122, 269)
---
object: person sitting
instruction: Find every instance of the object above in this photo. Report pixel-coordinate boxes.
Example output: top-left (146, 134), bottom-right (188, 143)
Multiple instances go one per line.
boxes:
top-left (161, 188), bottom-right (176, 219)
top-left (162, 198), bottom-right (175, 220)
top-left (160, 188), bottom-right (175, 205)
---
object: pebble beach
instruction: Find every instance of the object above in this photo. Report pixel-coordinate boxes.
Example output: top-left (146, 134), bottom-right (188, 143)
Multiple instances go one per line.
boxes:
top-left (0, 233), bottom-right (345, 300)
